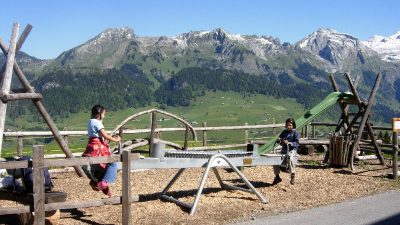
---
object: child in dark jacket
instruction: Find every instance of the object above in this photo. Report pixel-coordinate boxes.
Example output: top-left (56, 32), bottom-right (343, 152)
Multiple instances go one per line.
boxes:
top-left (272, 118), bottom-right (299, 185)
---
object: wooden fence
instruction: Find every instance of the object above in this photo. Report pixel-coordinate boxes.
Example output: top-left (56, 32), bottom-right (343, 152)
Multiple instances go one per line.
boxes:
top-left (3, 123), bottom-right (286, 157)
top-left (0, 145), bottom-right (139, 225)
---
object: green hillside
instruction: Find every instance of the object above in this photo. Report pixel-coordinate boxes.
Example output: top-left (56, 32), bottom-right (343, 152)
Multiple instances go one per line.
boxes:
top-left (2, 91), bottom-right (311, 156)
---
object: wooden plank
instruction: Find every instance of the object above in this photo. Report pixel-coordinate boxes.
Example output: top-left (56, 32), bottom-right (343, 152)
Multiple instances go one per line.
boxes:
top-left (0, 92), bottom-right (42, 102)
top-left (0, 160), bottom-right (29, 169)
top-left (44, 196), bottom-right (139, 211)
top-left (44, 154), bottom-right (139, 168)
top-left (0, 206), bottom-right (30, 215)
top-left (122, 150), bottom-right (132, 225)
top-left (44, 155), bottom-right (121, 167)
top-left (357, 155), bottom-right (378, 160)
top-left (0, 23), bottom-right (19, 155)
top-left (2, 123), bottom-right (287, 138)
top-left (32, 145), bottom-right (45, 225)
top-left (251, 138), bottom-right (330, 145)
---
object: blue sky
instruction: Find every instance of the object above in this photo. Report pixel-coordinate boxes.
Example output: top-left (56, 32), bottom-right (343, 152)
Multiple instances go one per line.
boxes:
top-left (1, 0), bottom-right (399, 59)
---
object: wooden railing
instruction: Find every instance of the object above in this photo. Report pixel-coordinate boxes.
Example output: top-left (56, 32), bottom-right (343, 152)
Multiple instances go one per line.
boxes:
top-left (2, 121), bottom-right (398, 155)
top-left (3, 123), bottom-right (286, 156)
top-left (0, 145), bottom-right (139, 225)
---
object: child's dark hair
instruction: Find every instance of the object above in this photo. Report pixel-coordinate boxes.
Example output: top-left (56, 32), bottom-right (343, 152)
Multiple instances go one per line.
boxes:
top-left (91, 105), bottom-right (105, 119)
top-left (286, 118), bottom-right (296, 128)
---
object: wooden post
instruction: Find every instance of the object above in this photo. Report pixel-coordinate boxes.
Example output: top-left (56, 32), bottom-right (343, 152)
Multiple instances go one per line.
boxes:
top-left (366, 123), bottom-right (385, 165)
top-left (122, 150), bottom-right (132, 225)
top-left (156, 125), bottom-right (161, 139)
top-left (393, 132), bottom-right (398, 179)
top-left (63, 127), bottom-right (69, 147)
top-left (202, 122), bottom-right (207, 146)
top-left (329, 74), bottom-right (339, 92)
top-left (149, 112), bottom-right (157, 155)
top-left (0, 23), bottom-right (19, 155)
top-left (0, 34), bottom-right (85, 177)
top-left (244, 123), bottom-right (249, 144)
top-left (304, 124), bottom-right (308, 138)
top-left (272, 118), bottom-right (276, 136)
top-left (312, 120), bottom-right (316, 139)
top-left (184, 125), bottom-right (189, 150)
top-left (32, 145), bottom-right (45, 225)
top-left (349, 73), bottom-right (381, 170)
top-left (33, 100), bottom-right (85, 177)
top-left (17, 136), bottom-right (23, 156)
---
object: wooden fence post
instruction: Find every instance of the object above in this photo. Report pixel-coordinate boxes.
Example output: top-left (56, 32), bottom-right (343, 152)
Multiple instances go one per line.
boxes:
top-left (149, 112), bottom-right (157, 155)
top-left (184, 125), bottom-right (189, 150)
top-left (32, 145), bottom-right (45, 225)
top-left (244, 123), bottom-right (249, 144)
top-left (17, 136), bottom-right (23, 156)
top-left (272, 118), bottom-right (276, 136)
top-left (312, 120), bottom-right (316, 139)
top-left (393, 132), bottom-right (398, 179)
top-left (202, 122), bottom-right (207, 146)
top-left (304, 124), bottom-right (308, 138)
top-left (156, 125), bottom-right (161, 139)
top-left (122, 150), bottom-right (132, 225)
top-left (63, 127), bottom-right (69, 147)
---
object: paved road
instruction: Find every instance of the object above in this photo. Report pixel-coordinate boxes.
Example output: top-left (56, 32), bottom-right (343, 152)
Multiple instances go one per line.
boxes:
top-left (232, 190), bottom-right (400, 225)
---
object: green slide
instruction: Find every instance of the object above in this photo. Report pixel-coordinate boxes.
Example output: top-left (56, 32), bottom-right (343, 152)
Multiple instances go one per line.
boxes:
top-left (257, 92), bottom-right (355, 154)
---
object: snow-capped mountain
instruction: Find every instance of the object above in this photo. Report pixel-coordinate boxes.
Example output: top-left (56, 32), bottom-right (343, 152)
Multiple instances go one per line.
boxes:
top-left (50, 27), bottom-right (303, 75)
top-left (138, 28), bottom-right (285, 60)
top-left (362, 31), bottom-right (400, 62)
top-left (296, 28), bottom-right (376, 70)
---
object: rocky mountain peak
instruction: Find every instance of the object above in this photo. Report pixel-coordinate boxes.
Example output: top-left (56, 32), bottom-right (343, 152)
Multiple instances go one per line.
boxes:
top-left (296, 28), bottom-right (370, 69)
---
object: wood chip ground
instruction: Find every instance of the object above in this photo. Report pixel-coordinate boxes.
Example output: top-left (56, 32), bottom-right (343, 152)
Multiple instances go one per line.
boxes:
top-left (1, 154), bottom-right (399, 225)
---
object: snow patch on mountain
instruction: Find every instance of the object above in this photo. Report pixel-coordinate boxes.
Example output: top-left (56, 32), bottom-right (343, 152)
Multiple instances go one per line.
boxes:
top-left (362, 31), bottom-right (400, 62)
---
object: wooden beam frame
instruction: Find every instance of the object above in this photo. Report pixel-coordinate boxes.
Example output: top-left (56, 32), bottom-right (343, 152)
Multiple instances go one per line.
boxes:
top-left (0, 23), bottom-right (85, 177)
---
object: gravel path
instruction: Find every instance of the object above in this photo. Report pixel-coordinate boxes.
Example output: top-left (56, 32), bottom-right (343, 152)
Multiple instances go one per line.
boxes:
top-left (232, 190), bottom-right (400, 225)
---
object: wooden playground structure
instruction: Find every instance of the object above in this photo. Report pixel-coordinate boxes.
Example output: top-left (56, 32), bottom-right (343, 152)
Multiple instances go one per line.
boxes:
top-left (0, 23), bottom-right (399, 224)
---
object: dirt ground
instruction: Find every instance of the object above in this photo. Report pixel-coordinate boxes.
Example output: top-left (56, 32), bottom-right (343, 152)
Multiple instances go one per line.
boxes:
top-left (1, 154), bottom-right (399, 225)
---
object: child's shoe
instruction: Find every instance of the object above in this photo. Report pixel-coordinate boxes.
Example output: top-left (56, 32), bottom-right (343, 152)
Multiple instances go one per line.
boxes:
top-left (97, 181), bottom-right (112, 197)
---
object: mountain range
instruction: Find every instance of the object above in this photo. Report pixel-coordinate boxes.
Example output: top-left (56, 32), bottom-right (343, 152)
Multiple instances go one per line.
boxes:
top-left (1, 27), bottom-right (400, 122)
